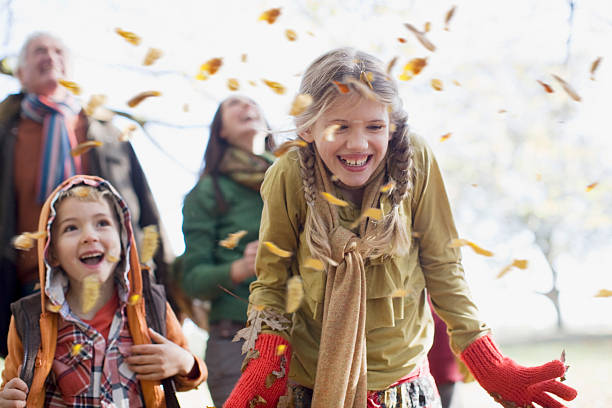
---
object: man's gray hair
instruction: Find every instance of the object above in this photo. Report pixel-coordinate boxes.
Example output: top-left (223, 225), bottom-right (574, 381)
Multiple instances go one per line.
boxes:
top-left (16, 31), bottom-right (70, 73)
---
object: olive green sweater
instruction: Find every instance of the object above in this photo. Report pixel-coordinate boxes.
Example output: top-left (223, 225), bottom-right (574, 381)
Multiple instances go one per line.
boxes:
top-left (250, 135), bottom-right (490, 390)
top-left (181, 174), bottom-right (263, 324)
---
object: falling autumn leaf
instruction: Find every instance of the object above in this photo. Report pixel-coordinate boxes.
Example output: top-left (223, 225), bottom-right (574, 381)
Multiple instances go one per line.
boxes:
top-left (444, 5), bottom-right (457, 31)
top-left (289, 93), bottom-right (313, 116)
top-left (197, 58), bottom-right (223, 80)
top-left (285, 29), bottom-right (297, 41)
top-left (537, 80), bottom-right (554, 93)
top-left (594, 289), bottom-right (612, 298)
top-left (276, 344), bottom-right (287, 356)
top-left (115, 28), bottom-right (141, 45)
top-left (241, 53), bottom-right (248, 63)
top-left (585, 182), bottom-right (598, 192)
top-left (323, 124), bottom-right (340, 142)
top-left (431, 78), bottom-right (443, 91)
top-left (349, 208), bottom-right (383, 228)
top-left (286, 275), bottom-right (304, 313)
top-left (380, 180), bottom-right (395, 193)
top-left (227, 78), bottom-right (240, 91)
top-left (106, 254), bottom-right (119, 263)
top-left (263, 241), bottom-right (292, 258)
top-left (448, 238), bottom-right (494, 257)
top-left (140, 225), bottom-right (159, 263)
top-left (332, 80), bottom-right (350, 94)
top-left (424, 21), bottom-right (432, 32)
top-left (391, 288), bottom-right (409, 298)
top-left (304, 257), bottom-right (325, 271)
top-left (71, 141), bottom-right (103, 157)
top-left (12, 230), bottom-right (47, 251)
top-left (452, 80), bottom-right (461, 86)
top-left (84, 94), bottom-right (107, 116)
top-left (399, 57), bottom-right (427, 81)
top-left (262, 79), bottom-right (286, 94)
top-left (219, 230), bottom-right (248, 249)
top-left (590, 57), bottom-right (602, 80)
top-left (498, 109), bottom-right (507, 114)
top-left (233, 307), bottom-right (291, 354)
top-left (127, 90), bottom-right (161, 107)
top-left (128, 294), bottom-right (141, 305)
top-left (59, 79), bottom-right (81, 95)
top-left (82, 274), bottom-right (101, 314)
top-left (248, 80), bottom-right (257, 86)
top-left (497, 259), bottom-right (528, 279)
top-left (72, 186), bottom-right (91, 198)
top-left (397, 38), bottom-right (407, 43)
top-left (46, 302), bottom-right (62, 313)
top-left (320, 192), bottom-right (349, 207)
top-left (70, 343), bottom-right (83, 357)
top-left (439, 132), bottom-right (452, 142)
top-left (143, 47), bottom-right (163, 66)
top-left (259, 7), bottom-right (281, 24)
top-left (119, 123), bottom-right (138, 142)
top-left (551, 74), bottom-right (581, 101)
top-left (404, 23), bottom-right (436, 52)
top-left (345, 77), bottom-right (377, 100)
top-left (387, 56), bottom-right (398, 75)
top-left (273, 139), bottom-right (307, 157)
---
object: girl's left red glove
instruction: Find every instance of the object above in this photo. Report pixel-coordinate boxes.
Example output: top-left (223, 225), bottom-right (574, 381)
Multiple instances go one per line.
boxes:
top-left (460, 334), bottom-right (577, 408)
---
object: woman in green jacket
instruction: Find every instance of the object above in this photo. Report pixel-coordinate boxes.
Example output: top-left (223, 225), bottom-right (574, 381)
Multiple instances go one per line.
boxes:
top-left (180, 95), bottom-right (274, 406)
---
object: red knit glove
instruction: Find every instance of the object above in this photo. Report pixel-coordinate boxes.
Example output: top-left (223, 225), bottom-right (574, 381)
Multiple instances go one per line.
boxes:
top-left (460, 334), bottom-right (577, 408)
top-left (224, 334), bottom-right (291, 408)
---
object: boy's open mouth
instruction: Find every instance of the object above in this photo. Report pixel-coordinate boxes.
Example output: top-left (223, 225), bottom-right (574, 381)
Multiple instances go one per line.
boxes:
top-left (79, 252), bottom-right (104, 265)
top-left (338, 155), bottom-right (371, 168)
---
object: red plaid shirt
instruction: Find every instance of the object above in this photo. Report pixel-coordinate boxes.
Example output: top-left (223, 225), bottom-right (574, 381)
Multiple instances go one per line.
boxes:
top-left (44, 300), bottom-right (144, 407)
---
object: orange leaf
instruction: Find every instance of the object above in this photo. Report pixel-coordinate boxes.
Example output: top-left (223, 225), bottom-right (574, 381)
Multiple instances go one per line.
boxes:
top-left (380, 180), bottom-right (395, 193)
top-left (431, 78), bottom-right (443, 91)
top-left (586, 182), bottom-right (598, 192)
top-left (259, 7), bottom-right (281, 24)
top-left (332, 80), bottom-right (350, 94)
top-left (273, 139), bottom-right (308, 157)
top-left (537, 80), bottom-right (554, 93)
top-left (200, 58), bottom-right (223, 75)
top-left (115, 28), bottom-right (141, 45)
top-left (219, 230), bottom-right (248, 249)
top-left (285, 29), bottom-right (297, 41)
top-left (71, 140), bottom-right (103, 157)
top-left (439, 132), bottom-right (452, 142)
top-left (398, 37), bottom-right (407, 43)
top-left (399, 58), bottom-right (427, 81)
top-left (262, 79), bottom-right (286, 94)
top-left (143, 48), bottom-right (163, 66)
top-left (227, 78), bottom-right (240, 91)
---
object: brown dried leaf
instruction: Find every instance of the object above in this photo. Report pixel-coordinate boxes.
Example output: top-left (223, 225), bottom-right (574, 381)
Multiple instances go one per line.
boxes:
top-left (286, 276), bottom-right (304, 313)
top-left (259, 7), bottom-right (281, 24)
top-left (590, 57), bottom-right (602, 80)
top-left (444, 5), bottom-right (457, 31)
top-left (551, 74), bottom-right (581, 101)
top-left (241, 349), bottom-right (260, 373)
top-left (537, 80), bottom-right (554, 93)
top-left (273, 139), bottom-right (307, 157)
top-left (71, 140), bottom-right (103, 157)
top-left (248, 395), bottom-right (267, 408)
top-left (143, 48), bottom-right (163, 66)
top-left (127, 91), bottom-right (161, 107)
top-left (386, 56), bottom-right (398, 75)
top-left (219, 230), bottom-right (248, 249)
top-left (404, 23), bottom-right (436, 52)
top-left (241, 53), bottom-right (248, 63)
top-left (345, 77), bottom-right (377, 100)
top-left (266, 355), bottom-right (287, 388)
top-left (289, 93), bottom-right (313, 116)
top-left (397, 37), bottom-right (407, 43)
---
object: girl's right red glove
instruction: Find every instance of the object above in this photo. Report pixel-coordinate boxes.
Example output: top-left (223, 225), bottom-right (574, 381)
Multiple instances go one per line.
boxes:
top-left (460, 334), bottom-right (577, 408)
top-left (224, 334), bottom-right (291, 408)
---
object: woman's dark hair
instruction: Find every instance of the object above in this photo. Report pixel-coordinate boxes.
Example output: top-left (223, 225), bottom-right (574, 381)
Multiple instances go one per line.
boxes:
top-left (197, 98), bottom-right (275, 214)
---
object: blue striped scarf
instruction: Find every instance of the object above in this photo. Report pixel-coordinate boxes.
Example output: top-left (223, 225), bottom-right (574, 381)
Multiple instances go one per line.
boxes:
top-left (20, 93), bottom-right (82, 203)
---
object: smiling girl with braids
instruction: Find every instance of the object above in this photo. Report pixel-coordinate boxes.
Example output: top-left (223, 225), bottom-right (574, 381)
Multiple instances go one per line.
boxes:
top-left (224, 48), bottom-right (578, 408)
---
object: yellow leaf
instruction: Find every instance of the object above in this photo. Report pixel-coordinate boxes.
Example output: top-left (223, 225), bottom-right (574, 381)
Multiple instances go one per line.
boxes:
top-left (431, 78), bottom-right (443, 91)
top-left (46, 302), bottom-right (62, 313)
top-left (70, 140), bottom-right (103, 157)
top-left (424, 21), bottom-right (432, 32)
top-left (128, 294), bottom-right (141, 305)
top-left (253, 304), bottom-right (266, 311)
top-left (404, 23), bottom-right (436, 52)
top-left (350, 207), bottom-right (383, 228)
top-left (304, 257), bottom-right (324, 271)
top-left (241, 53), bottom-right (248, 63)
top-left (289, 93), bottom-right (313, 116)
top-left (286, 275), bottom-right (304, 313)
top-left (259, 7), bottom-right (281, 24)
top-left (198, 58), bottom-right (223, 77)
top-left (390, 288), bottom-right (408, 298)
top-left (594, 289), bottom-right (612, 298)
top-left (106, 254), bottom-right (119, 263)
top-left (219, 230), bottom-right (248, 249)
top-left (448, 238), bottom-right (493, 257)
top-left (323, 124), bottom-right (340, 142)
top-left (497, 259), bottom-right (528, 279)
top-left (58, 79), bottom-right (81, 95)
top-left (119, 123), bottom-right (138, 142)
top-left (140, 225), bottom-right (159, 263)
top-left (70, 343), bottom-right (83, 357)
top-left (439, 132), bottom-right (452, 142)
top-left (143, 47), bottom-right (163, 66)
top-left (227, 78), bottom-right (240, 91)
top-left (285, 29), bottom-right (297, 41)
top-left (12, 233), bottom-right (35, 251)
top-left (115, 28), bottom-right (141, 46)
top-left (263, 241), bottom-right (292, 258)
top-left (262, 79), bottom-right (286, 94)
top-left (84, 94), bottom-right (107, 116)
top-left (320, 192), bottom-right (348, 207)
top-left (248, 80), bottom-right (257, 86)
top-left (72, 186), bottom-right (91, 198)
top-left (82, 274), bottom-right (100, 314)
top-left (126, 90), bottom-right (161, 108)
top-left (276, 344), bottom-right (287, 355)
top-left (273, 139), bottom-right (307, 157)
top-left (399, 58), bottom-right (427, 81)
top-left (586, 182), bottom-right (598, 192)
top-left (380, 180), bottom-right (395, 193)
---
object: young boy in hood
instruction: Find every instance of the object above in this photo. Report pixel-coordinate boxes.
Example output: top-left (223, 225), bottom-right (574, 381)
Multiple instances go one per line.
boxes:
top-left (0, 175), bottom-right (206, 408)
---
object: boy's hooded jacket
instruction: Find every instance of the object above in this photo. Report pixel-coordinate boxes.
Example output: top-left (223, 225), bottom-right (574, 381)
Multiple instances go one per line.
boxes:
top-left (1, 175), bottom-right (206, 407)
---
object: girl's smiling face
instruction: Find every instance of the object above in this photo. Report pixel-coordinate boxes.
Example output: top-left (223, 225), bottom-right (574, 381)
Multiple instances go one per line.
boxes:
top-left (304, 94), bottom-right (391, 188)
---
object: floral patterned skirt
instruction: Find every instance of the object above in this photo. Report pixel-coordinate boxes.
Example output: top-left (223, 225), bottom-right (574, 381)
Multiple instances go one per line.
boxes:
top-left (287, 372), bottom-right (441, 408)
